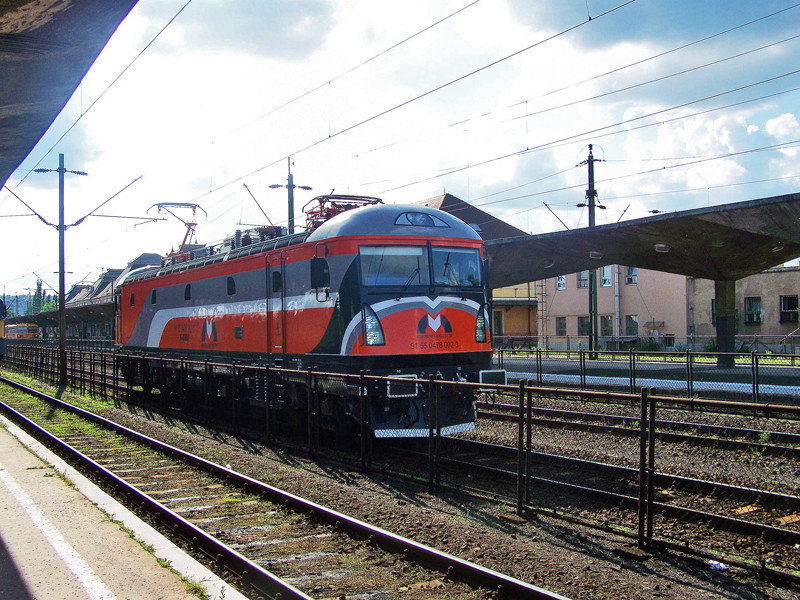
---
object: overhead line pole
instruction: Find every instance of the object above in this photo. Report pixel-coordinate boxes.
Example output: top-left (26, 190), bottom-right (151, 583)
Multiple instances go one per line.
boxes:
top-left (270, 157), bottom-right (312, 235)
top-left (583, 145), bottom-right (602, 358)
top-left (34, 153), bottom-right (88, 387)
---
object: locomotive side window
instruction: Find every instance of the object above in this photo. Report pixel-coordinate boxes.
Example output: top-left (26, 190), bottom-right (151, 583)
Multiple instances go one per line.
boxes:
top-left (432, 247), bottom-right (482, 287)
top-left (184, 284), bottom-right (191, 301)
top-left (227, 276), bottom-right (236, 295)
top-left (394, 212), bottom-right (449, 227)
top-left (129, 293), bottom-right (135, 307)
top-left (310, 257), bottom-right (330, 289)
top-left (360, 246), bottom-right (430, 287)
top-left (271, 271), bottom-right (282, 293)
top-left (150, 289), bottom-right (157, 304)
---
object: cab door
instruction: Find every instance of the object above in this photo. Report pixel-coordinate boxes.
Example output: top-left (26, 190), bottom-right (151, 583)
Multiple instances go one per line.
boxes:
top-left (266, 253), bottom-right (285, 355)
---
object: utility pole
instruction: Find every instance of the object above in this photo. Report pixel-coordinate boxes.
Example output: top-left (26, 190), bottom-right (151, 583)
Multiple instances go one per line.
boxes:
top-left (579, 145), bottom-right (604, 357)
top-left (34, 153), bottom-right (87, 387)
top-left (270, 157), bottom-right (312, 235)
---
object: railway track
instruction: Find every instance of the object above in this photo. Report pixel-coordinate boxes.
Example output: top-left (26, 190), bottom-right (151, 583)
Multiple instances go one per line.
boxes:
top-left (5, 349), bottom-right (800, 587)
top-left (477, 400), bottom-right (800, 457)
top-left (0, 376), bottom-right (564, 600)
top-left (386, 436), bottom-right (800, 576)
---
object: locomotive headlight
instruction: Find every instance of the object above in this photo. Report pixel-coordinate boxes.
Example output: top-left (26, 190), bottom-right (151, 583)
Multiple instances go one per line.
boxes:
top-left (475, 308), bottom-right (488, 343)
top-left (364, 305), bottom-right (385, 346)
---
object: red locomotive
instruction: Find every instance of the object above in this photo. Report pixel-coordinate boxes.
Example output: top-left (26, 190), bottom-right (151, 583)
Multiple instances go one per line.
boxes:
top-left (116, 195), bottom-right (504, 437)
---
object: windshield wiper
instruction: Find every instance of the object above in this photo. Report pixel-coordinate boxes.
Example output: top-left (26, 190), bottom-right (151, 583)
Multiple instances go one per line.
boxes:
top-left (397, 267), bottom-right (421, 299)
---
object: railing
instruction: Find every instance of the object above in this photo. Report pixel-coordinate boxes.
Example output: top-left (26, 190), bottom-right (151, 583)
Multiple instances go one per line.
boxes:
top-left (8, 337), bottom-right (115, 352)
top-left (494, 333), bottom-right (800, 355)
top-left (495, 347), bottom-right (800, 405)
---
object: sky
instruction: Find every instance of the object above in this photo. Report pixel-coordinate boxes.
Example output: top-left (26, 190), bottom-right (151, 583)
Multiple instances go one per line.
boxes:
top-left (2, 0), bottom-right (799, 296)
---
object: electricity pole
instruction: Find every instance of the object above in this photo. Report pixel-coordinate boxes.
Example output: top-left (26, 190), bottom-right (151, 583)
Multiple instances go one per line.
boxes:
top-left (270, 157), bottom-right (312, 235)
top-left (578, 145), bottom-right (604, 357)
top-left (34, 153), bottom-right (87, 386)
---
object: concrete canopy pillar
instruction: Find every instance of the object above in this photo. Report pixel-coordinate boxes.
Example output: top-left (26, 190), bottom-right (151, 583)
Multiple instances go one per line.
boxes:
top-left (714, 280), bottom-right (736, 368)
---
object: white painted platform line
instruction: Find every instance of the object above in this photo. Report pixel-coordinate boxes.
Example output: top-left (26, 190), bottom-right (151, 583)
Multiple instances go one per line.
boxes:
top-left (0, 462), bottom-right (118, 600)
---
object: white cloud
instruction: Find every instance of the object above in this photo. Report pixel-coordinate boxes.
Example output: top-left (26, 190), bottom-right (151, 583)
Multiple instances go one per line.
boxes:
top-left (765, 113), bottom-right (799, 140)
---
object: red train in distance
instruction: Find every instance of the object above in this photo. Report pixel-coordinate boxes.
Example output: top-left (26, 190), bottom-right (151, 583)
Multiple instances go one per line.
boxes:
top-left (116, 195), bottom-right (505, 437)
top-left (5, 322), bottom-right (40, 340)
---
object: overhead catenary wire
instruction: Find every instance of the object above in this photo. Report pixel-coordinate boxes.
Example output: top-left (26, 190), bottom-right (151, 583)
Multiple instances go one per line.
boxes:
top-left (376, 67), bottom-right (800, 198)
top-left (6, 2), bottom-right (799, 290)
top-left (219, 0), bottom-right (485, 142)
top-left (185, 0), bottom-right (640, 204)
top-left (355, 4), bottom-right (800, 162)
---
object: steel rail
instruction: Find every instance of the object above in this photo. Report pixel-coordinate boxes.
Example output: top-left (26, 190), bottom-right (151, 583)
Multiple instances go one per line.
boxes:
top-left (477, 403), bottom-right (800, 457)
top-left (0, 375), bottom-right (568, 600)
top-left (479, 400), bottom-right (800, 443)
top-left (433, 438), bottom-right (800, 545)
top-left (0, 401), bottom-right (311, 600)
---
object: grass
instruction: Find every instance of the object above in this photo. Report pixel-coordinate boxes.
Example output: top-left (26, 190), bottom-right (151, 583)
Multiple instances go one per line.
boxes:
top-left (107, 515), bottom-right (214, 599)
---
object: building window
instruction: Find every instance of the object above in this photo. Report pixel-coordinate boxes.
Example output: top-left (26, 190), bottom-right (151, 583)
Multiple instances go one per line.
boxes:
top-left (601, 265), bottom-right (612, 287)
top-left (625, 314), bottom-right (639, 336)
top-left (577, 316), bottom-right (590, 336)
top-left (744, 297), bottom-right (762, 324)
top-left (493, 310), bottom-right (504, 336)
top-left (556, 275), bottom-right (566, 290)
top-left (556, 316), bottom-right (567, 336)
top-left (625, 267), bottom-right (637, 285)
top-left (601, 315), bottom-right (613, 337)
top-left (711, 299), bottom-right (716, 326)
top-left (780, 295), bottom-right (799, 323)
top-left (577, 271), bottom-right (589, 289)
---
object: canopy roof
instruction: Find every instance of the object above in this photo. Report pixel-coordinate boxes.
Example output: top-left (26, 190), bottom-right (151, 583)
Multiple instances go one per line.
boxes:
top-left (485, 192), bottom-right (800, 287)
top-left (0, 0), bottom-right (138, 187)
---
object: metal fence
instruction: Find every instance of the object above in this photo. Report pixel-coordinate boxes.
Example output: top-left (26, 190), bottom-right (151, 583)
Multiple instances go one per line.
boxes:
top-left (469, 384), bottom-right (800, 581)
top-left (3, 344), bottom-right (799, 583)
top-left (495, 347), bottom-right (800, 406)
top-left (495, 334), bottom-right (800, 355)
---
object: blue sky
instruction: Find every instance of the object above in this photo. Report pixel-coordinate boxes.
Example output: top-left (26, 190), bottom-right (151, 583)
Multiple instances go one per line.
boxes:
top-left (2, 0), bottom-right (799, 294)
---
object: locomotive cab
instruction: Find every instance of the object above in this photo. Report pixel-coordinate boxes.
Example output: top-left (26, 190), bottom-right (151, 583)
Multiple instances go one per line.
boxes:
top-left (306, 203), bottom-right (502, 437)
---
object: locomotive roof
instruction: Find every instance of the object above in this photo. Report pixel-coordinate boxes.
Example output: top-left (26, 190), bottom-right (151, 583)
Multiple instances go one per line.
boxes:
top-left (119, 204), bottom-right (480, 288)
top-left (307, 203), bottom-right (482, 242)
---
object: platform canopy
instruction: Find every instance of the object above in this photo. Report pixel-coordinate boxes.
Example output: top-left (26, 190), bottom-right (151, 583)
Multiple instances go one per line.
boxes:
top-left (0, 0), bottom-right (138, 188)
top-left (485, 192), bottom-right (800, 288)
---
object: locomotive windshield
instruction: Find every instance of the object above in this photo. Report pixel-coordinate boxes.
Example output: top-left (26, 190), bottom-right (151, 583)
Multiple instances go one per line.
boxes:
top-left (431, 247), bottom-right (482, 287)
top-left (359, 245), bottom-right (481, 287)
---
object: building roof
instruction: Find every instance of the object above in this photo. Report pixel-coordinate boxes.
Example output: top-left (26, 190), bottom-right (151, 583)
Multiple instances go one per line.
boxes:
top-left (0, 0), bottom-right (138, 187)
top-left (416, 193), bottom-right (527, 241)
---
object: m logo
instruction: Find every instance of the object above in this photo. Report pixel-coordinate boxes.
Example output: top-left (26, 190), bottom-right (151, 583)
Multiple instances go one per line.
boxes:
top-left (417, 313), bottom-right (452, 334)
top-left (201, 319), bottom-right (218, 342)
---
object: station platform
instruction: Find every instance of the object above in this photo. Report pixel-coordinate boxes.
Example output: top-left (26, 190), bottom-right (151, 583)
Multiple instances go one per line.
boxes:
top-left (0, 414), bottom-right (249, 600)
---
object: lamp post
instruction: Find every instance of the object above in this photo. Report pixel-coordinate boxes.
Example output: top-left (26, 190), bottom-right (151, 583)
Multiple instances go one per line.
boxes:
top-left (270, 157), bottom-right (311, 234)
top-left (34, 153), bottom-right (87, 386)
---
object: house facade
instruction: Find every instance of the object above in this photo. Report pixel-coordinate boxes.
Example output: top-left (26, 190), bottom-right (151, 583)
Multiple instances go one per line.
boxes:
top-left (492, 263), bottom-right (800, 352)
top-left (687, 265), bottom-right (799, 352)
